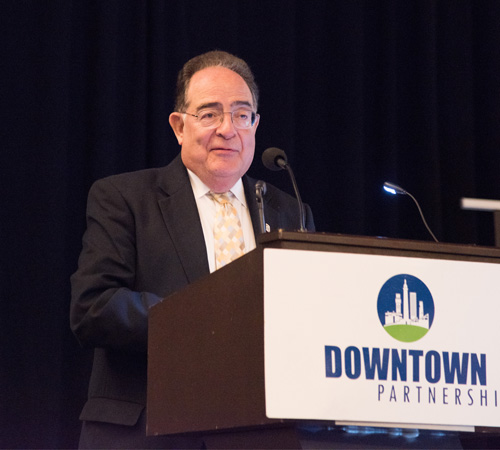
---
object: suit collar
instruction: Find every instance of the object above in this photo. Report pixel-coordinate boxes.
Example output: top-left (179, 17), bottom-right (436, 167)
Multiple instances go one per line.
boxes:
top-left (157, 153), bottom-right (189, 196)
top-left (157, 154), bottom-right (210, 283)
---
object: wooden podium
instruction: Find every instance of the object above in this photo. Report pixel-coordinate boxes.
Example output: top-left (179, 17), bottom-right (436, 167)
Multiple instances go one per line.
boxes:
top-left (147, 231), bottom-right (500, 448)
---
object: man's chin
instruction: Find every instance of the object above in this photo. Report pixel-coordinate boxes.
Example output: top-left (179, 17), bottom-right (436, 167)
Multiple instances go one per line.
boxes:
top-left (204, 166), bottom-right (245, 191)
top-left (207, 158), bottom-right (245, 176)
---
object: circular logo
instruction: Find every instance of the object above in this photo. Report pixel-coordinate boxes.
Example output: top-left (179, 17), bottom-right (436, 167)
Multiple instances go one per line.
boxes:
top-left (377, 274), bottom-right (435, 343)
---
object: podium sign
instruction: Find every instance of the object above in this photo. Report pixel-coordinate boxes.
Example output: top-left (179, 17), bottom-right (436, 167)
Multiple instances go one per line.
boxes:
top-left (148, 231), bottom-right (500, 437)
top-left (264, 248), bottom-right (500, 428)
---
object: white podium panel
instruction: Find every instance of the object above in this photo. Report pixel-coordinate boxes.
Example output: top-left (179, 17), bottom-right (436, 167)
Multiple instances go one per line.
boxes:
top-left (263, 248), bottom-right (500, 429)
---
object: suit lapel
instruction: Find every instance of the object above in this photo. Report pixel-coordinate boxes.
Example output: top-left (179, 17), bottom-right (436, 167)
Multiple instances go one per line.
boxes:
top-left (156, 160), bottom-right (280, 281)
top-left (157, 155), bottom-right (210, 283)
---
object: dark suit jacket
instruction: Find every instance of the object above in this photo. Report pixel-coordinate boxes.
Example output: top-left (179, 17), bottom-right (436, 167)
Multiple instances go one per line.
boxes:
top-left (70, 154), bottom-right (314, 436)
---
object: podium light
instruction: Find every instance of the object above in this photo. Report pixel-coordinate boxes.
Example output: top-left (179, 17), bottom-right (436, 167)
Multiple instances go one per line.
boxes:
top-left (383, 181), bottom-right (439, 243)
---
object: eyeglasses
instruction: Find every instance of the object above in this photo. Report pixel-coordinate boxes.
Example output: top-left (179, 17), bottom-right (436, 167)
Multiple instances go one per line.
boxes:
top-left (182, 108), bottom-right (258, 129)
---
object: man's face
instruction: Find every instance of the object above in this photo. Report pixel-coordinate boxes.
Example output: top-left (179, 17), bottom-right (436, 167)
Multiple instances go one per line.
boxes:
top-left (169, 66), bottom-right (259, 193)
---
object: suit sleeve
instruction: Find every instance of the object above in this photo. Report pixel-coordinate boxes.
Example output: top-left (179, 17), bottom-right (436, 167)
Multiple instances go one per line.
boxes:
top-left (70, 178), bottom-right (161, 353)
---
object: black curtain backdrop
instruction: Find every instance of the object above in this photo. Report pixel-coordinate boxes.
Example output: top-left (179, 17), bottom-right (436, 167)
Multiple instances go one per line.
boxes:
top-left (2, 1), bottom-right (500, 448)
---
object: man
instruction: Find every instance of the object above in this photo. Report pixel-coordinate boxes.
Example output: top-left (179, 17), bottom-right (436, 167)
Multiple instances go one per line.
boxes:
top-left (70, 50), bottom-right (314, 449)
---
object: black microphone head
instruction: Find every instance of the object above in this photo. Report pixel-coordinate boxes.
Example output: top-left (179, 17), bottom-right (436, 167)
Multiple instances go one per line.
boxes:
top-left (262, 147), bottom-right (288, 171)
top-left (255, 180), bottom-right (267, 195)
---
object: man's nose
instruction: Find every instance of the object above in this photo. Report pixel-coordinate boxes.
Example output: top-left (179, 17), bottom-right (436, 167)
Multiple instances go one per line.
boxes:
top-left (215, 112), bottom-right (237, 137)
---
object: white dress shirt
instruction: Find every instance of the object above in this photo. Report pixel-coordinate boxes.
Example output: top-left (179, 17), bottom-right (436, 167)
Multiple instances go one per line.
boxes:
top-left (187, 169), bottom-right (257, 273)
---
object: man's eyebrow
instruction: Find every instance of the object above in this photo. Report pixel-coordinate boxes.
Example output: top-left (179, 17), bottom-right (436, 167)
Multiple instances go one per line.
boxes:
top-left (231, 100), bottom-right (253, 108)
top-left (195, 102), bottom-right (221, 111)
top-left (195, 100), bottom-right (253, 112)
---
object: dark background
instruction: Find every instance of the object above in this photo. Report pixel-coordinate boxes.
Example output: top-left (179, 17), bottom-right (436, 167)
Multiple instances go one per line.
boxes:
top-left (2, 1), bottom-right (499, 448)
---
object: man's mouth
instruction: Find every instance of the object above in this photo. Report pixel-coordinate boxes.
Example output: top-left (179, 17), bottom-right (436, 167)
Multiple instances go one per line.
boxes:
top-left (210, 147), bottom-right (239, 153)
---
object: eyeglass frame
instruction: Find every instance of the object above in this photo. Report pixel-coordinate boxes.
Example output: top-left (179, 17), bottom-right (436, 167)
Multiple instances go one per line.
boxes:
top-left (181, 108), bottom-right (259, 129)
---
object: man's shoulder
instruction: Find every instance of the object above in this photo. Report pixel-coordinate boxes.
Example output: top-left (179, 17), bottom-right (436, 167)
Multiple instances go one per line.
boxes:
top-left (97, 166), bottom-right (163, 185)
top-left (244, 174), bottom-right (296, 204)
top-left (91, 154), bottom-right (185, 194)
top-left (89, 168), bottom-right (164, 198)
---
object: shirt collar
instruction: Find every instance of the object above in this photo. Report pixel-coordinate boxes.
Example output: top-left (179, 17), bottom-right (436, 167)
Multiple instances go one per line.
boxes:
top-left (186, 169), bottom-right (248, 208)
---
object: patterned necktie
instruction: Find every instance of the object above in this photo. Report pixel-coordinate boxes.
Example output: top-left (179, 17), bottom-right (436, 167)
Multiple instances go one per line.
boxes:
top-left (210, 192), bottom-right (245, 269)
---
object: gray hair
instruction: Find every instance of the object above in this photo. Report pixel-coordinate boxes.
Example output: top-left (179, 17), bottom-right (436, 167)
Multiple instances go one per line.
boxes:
top-left (173, 50), bottom-right (259, 112)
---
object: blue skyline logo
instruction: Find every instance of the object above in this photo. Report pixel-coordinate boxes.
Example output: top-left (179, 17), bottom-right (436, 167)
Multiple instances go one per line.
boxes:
top-left (377, 274), bottom-right (435, 343)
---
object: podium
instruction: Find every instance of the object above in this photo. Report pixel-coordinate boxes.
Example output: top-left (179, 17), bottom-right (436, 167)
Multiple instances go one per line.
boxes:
top-left (148, 231), bottom-right (500, 448)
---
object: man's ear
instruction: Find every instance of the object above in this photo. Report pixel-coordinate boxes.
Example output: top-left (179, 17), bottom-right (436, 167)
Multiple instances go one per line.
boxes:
top-left (169, 113), bottom-right (184, 145)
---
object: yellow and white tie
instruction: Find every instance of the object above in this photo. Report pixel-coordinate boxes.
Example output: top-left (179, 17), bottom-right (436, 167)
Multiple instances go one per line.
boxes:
top-left (210, 192), bottom-right (245, 269)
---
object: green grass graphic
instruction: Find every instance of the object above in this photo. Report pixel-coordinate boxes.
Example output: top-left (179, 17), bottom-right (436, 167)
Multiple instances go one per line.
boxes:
top-left (384, 324), bottom-right (429, 342)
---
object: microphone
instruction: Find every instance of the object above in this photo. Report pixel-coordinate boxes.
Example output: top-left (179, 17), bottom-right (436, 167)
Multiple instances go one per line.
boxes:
top-left (255, 180), bottom-right (267, 235)
top-left (262, 146), bottom-right (288, 171)
top-left (383, 181), bottom-right (439, 242)
top-left (262, 147), bottom-right (307, 232)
